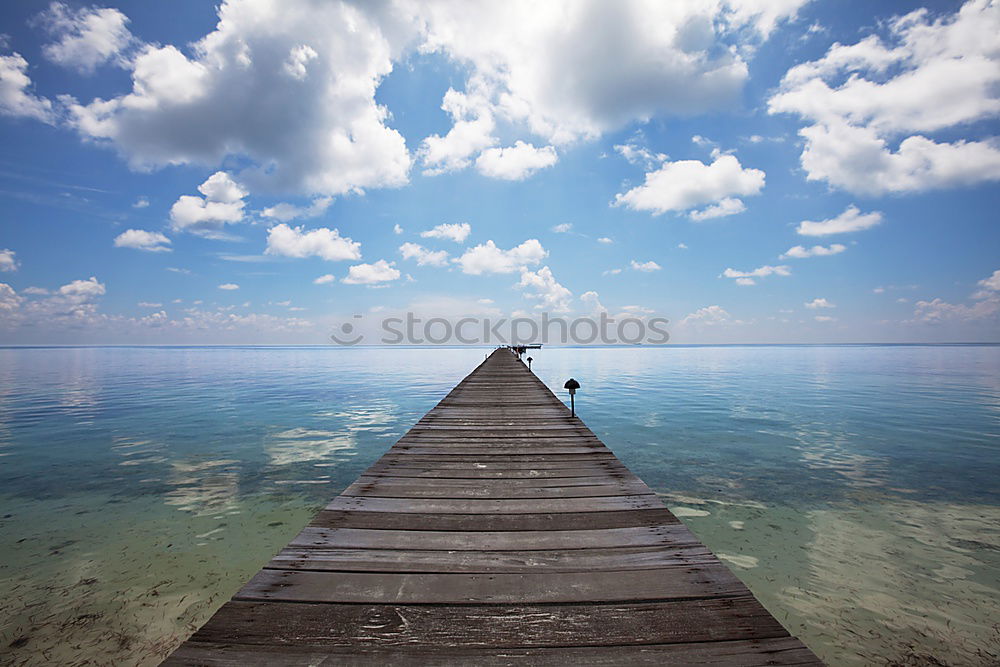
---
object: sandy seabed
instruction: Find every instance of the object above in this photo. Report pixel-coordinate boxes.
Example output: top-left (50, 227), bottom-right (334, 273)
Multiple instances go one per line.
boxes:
top-left (3, 487), bottom-right (998, 666)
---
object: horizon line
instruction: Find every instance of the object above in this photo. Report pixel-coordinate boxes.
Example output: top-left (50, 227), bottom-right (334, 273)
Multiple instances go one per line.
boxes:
top-left (2, 342), bottom-right (998, 349)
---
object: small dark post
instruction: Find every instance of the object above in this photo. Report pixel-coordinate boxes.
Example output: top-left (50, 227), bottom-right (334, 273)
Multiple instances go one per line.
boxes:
top-left (564, 378), bottom-right (580, 417)
top-left (527, 356), bottom-right (533, 370)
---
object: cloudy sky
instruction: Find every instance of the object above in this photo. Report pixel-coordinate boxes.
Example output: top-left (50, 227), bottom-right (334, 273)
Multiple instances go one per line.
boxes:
top-left (1, 0), bottom-right (998, 344)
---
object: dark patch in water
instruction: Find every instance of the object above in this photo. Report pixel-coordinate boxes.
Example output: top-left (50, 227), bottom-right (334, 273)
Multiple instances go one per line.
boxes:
top-left (951, 538), bottom-right (1000, 552)
top-left (71, 613), bottom-right (102, 626)
top-left (886, 650), bottom-right (951, 666)
top-left (49, 540), bottom-right (77, 553)
top-left (9, 636), bottom-right (29, 649)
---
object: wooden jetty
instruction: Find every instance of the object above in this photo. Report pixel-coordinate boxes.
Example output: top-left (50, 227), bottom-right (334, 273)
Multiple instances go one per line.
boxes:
top-left (166, 349), bottom-right (820, 665)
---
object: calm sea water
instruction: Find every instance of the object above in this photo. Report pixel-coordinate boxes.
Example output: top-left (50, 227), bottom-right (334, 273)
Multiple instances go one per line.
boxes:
top-left (1, 345), bottom-right (998, 665)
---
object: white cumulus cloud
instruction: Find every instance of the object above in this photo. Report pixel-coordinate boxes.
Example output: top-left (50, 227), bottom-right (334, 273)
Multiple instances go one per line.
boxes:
top-left (780, 243), bottom-right (847, 259)
top-left (59, 276), bottom-right (106, 299)
top-left (689, 197), bottom-right (747, 221)
top-left (475, 141), bottom-right (557, 180)
top-left (421, 1), bottom-right (801, 147)
top-left (975, 269), bottom-right (1000, 297)
top-left (615, 141), bottom-right (667, 169)
top-left (805, 298), bottom-right (835, 309)
top-left (768, 1), bottom-right (1000, 195)
top-left (455, 239), bottom-right (547, 275)
top-left (1, 276), bottom-right (110, 328)
top-left (37, 2), bottom-right (133, 74)
top-left (399, 242), bottom-right (449, 267)
top-left (170, 171), bottom-right (248, 237)
top-left (0, 283), bottom-right (24, 316)
top-left (113, 229), bottom-right (172, 252)
top-left (910, 298), bottom-right (1000, 323)
top-left (415, 1), bottom-right (802, 177)
top-left (261, 196), bottom-right (332, 222)
top-left (61, 1), bottom-right (413, 195)
top-left (265, 223), bottom-right (361, 261)
top-left (58, 277), bottom-right (104, 299)
top-left (41, 0), bottom-right (804, 194)
top-left (726, 0), bottom-right (810, 38)
top-left (421, 222), bottom-right (471, 243)
top-left (0, 249), bottom-right (19, 272)
top-left (342, 259), bottom-right (400, 285)
top-left (580, 290), bottom-right (606, 315)
top-left (679, 305), bottom-right (739, 326)
top-left (313, 274), bottom-right (335, 285)
top-left (797, 205), bottom-right (882, 236)
top-left (0, 53), bottom-right (55, 122)
top-left (630, 260), bottom-right (662, 272)
top-left (419, 87), bottom-right (498, 176)
top-left (218, 283), bottom-right (239, 290)
top-left (518, 266), bottom-right (572, 312)
top-left (283, 44), bottom-right (318, 81)
top-left (614, 154), bottom-right (764, 217)
top-left (722, 264), bottom-right (790, 285)
top-left (909, 267), bottom-right (1000, 323)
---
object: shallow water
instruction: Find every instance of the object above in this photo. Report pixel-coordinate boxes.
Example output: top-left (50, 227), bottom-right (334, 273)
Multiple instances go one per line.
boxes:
top-left (1, 345), bottom-right (998, 665)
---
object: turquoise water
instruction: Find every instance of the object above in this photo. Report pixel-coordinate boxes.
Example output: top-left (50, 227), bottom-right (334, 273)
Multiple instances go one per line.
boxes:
top-left (1, 345), bottom-right (998, 665)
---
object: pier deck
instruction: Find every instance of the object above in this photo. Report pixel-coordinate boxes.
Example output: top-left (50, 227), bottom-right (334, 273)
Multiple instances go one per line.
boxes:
top-left (166, 349), bottom-right (820, 665)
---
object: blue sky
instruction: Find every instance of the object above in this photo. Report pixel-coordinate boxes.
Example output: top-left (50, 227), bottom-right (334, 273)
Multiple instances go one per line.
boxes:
top-left (1, 0), bottom-right (998, 344)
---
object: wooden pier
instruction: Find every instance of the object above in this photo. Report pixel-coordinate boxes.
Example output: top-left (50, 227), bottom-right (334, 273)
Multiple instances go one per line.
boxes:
top-left (166, 349), bottom-right (820, 665)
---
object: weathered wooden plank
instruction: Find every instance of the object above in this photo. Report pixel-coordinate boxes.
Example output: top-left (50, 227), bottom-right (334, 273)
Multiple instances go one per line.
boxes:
top-left (361, 465), bottom-right (631, 479)
top-left (408, 432), bottom-right (597, 438)
top-left (350, 473), bottom-right (638, 486)
top-left (389, 446), bottom-right (610, 455)
top-left (342, 480), bottom-right (650, 499)
top-left (418, 411), bottom-right (571, 418)
top-left (394, 436), bottom-right (607, 445)
top-left (406, 424), bottom-right (593, 432)
top-left (325, 494), bottom-right (666, 514)
top-left (372, 454), bottom-right (620, 465)
top-left (165, 638), bottom-right (819, 666)
top-left (307, 508), bottom-right (682, 531)
top-left (180, 597), bottom-right (788, 648)
top-left (435, 400), bottom-right (571, 407)
top-left (269, 545), bottom-right (716, 573)
top-left (419, 413), bottom-right (572, 419)
top-left (235, 565), bottom-right (747, 604)
top-left (286, 524), bottom-right (698, 551)
top-left (415, 422), bottom-right (583, 428)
